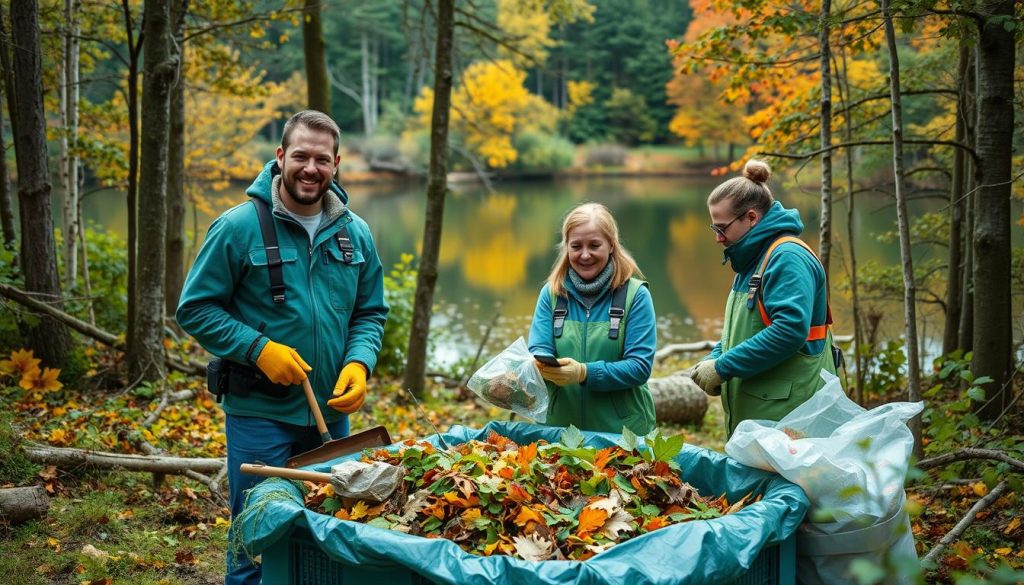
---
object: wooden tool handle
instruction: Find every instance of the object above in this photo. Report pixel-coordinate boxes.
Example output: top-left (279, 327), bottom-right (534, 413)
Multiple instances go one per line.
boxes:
top-left (240, 463), bottom-right (332, 483)
top-left (302, 378), bottom-right (332, 442)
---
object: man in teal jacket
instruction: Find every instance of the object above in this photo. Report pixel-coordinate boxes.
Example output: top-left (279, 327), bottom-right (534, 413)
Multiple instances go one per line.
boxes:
top-left (691, 160), bottom-right (835, 436)
top-left (176, 110), bottom-right (388, 585)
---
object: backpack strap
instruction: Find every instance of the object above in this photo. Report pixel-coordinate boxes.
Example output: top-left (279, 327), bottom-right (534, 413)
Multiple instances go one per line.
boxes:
top-left (552, 293), bottom-right (568, 338)
top-left (251, 197), bottom-right (286, 304)
top-left (335, 222), bottom-right (355, 263)
top-left (747, 236), bottom-right (832, 341)
top-left (608, 283), bottom-right (628, 340)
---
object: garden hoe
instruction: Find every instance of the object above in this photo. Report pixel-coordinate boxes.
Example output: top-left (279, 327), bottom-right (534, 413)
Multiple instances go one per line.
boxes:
top-left (284, 377), bottom-right (392, 468)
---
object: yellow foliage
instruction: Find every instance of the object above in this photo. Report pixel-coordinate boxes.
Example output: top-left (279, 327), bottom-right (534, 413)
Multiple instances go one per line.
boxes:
top-left (410, 60), bottom-right (559, 168)
top-left (566, 80), bottom-right (595, 113)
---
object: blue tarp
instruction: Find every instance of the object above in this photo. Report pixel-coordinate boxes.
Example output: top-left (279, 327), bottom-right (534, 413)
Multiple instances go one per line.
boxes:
top-left (236, 421), bottom-right (808, 585)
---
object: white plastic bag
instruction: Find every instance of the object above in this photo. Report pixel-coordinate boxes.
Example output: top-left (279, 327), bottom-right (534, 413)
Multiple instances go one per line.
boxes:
top-left (725, 370), bottom-right (923, 584)
top-left (467, 337), bottom-right (549, 422)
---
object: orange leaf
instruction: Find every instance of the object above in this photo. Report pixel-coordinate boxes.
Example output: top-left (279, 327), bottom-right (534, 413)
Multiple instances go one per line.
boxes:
top-left (577, 506), bottom-right (608, 539)
top-left (516, 442), bottom-right (538, 470)
top-left (1004, 517), bottom-right (1021, 534)
top-left (593, 447), bottom-right (616, 471)
top-left (514, 505), bottom-right (545, 527)
top-left (644, 516), bottom-right (669, 531)
top-left (507, 483), bottom-right (531, 503)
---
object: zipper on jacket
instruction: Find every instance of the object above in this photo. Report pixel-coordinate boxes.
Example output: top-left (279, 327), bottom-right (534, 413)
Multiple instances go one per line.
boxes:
top-left (580, 308), bottom-right (589, 429)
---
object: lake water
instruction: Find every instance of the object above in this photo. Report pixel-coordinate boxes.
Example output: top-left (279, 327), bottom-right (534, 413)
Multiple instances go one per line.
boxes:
top-left (78, 174), bottom-right (1021, 366)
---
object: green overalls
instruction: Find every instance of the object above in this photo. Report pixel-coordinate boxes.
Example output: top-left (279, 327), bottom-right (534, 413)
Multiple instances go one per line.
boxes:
top-left (720, 238), bottom-right (836, 436)
top-left (547, 278), bottom-right (657, 436)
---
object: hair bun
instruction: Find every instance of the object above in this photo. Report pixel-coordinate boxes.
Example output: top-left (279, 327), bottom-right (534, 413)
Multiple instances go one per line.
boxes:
top-left (743, 159), bottom-right (771, 184)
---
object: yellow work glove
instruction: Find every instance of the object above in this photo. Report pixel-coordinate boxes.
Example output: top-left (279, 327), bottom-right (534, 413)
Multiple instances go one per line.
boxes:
top-left (327, 362), bottom-right (368, 413)
top-left (254, 340), bottom-right (311, 386)
top-left (537, 357), bottom-right (587, 387)
top-left (690, 359), bottom-right (722, 396)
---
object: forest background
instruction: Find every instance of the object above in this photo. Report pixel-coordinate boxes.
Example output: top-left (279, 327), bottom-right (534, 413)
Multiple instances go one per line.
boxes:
top-left (0, 0), bottom-right (1022, 583)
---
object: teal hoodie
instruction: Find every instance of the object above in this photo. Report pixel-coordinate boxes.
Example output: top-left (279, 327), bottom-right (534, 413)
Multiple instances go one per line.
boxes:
top-left (706, 201), bottom-right (830, 380)
top-left (176, 161), bottom-right (389, 425)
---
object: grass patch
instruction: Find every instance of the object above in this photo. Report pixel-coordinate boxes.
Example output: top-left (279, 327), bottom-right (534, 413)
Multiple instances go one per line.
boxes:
top-left (0, 401), bottom-right (42, 485)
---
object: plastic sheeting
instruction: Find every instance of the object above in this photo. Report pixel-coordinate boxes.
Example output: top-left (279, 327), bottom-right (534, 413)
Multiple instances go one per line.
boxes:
top-left (236, 421), bottom-right (808, 585)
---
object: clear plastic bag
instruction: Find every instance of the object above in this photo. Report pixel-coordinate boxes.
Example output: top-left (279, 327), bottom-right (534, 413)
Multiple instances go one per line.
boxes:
top-left (467, 337), bottom-right (549, 422)
top-left (725, 370), bottom-right (923, 584)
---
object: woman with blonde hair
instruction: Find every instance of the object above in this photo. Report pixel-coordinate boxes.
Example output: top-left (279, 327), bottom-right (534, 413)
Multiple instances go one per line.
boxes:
top-left (690, 159), bottom-right (836, 436)
top-left (528, 202), bottom-right (656, 435)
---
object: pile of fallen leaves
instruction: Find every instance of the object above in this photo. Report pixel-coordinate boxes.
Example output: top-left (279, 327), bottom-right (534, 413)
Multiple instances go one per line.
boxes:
top-left (302, 426), bottom-right (756, 561)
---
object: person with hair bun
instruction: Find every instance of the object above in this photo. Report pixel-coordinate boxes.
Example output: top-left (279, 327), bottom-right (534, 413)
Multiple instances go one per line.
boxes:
top-left (690, 159), bottom-right (837, 436)
top-left (528, 202), bottom-right (657, 436)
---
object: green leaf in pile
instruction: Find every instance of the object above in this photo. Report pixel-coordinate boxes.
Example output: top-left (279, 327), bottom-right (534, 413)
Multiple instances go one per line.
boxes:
top-left (321, 497), bottom-right (343, 514)
top-left (617, 427), bottom-right (638, 452)
top-left (613, 473), bottom-right (636, 493)
top-left (651, 431), bottom-right (685, 463)
top-left (367, 517), bottom-right (392, 529)
top-left (561, 425), bottom-right (585, 449)
top-left (422, 517), bottom-right (442, 532)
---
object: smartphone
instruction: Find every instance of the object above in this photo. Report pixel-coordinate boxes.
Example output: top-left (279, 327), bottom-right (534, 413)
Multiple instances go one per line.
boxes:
top-left (533, 354), bottom-right (561, 367)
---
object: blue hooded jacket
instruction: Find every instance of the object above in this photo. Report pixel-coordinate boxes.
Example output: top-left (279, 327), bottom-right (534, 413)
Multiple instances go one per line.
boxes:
top-left (707, 201), bottom-right (829, 380)
top-left (176, 161), bottom-right (389, 425)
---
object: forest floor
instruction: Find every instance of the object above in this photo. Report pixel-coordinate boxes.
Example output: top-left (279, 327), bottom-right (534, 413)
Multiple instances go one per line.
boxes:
top-left (1, 344), bottom-right (1022, 584)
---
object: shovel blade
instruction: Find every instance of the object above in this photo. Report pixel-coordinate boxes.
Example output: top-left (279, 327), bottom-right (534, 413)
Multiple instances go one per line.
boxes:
top-left (286, 425), bottom-right (392, 468)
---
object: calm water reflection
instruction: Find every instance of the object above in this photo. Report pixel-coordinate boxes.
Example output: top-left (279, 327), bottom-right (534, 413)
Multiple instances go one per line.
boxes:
top-left (80, 175), bottom-right (1017, 364)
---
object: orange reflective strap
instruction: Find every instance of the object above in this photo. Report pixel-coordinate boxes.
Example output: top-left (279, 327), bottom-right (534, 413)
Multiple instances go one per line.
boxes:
top-left (754, 236), bottom-right (833, 342)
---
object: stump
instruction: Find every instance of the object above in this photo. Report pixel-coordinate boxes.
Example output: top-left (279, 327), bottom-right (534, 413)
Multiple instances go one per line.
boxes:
top-left (648, 370), bottom-right (709, 425)
top-left (0, 486), bottom-right (49, 525)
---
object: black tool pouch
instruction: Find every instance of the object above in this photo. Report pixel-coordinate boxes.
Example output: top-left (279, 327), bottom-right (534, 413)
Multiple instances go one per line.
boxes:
top-left (831, 345), bottom-right (846, 371)
top-left (206, 358), bottom-right (229, 401)
top-left (206, 358), bottom-right (291, 400)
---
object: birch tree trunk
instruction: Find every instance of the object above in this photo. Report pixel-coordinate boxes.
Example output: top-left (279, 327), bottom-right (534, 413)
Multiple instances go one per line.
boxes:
top-left (881, 0), bottom-right (922, 457)
top-left (360, 31), bottom-right (374, 134)
top-left (971, 0), bottom-right (1015, 419)
top-left (130, 0), bottom-right (176, 381)
top-left (838, 39), bottom-right (863, 403)
top-left (817, 0), bottom-right (833, 275)
top-left (404, 0), bottom-right (455, 397)
top-left (165, 0), bottom-right (189, 319)
top-left (10, 0), bottom-right (72, 368)
top-left (60, 0), bottom-right (81, 285)
top-left (302, 0), bottom-right (330, 114)
top-left (942, 46), bottom-right (970, 355)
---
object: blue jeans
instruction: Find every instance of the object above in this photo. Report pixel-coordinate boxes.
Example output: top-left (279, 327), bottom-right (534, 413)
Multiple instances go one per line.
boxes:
top-left (225, 414), bottom-right (349, 585)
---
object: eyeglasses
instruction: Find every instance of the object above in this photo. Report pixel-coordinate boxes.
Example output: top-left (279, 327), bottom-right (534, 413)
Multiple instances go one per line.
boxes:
top-left (710, 211), bottom-right (748, 237)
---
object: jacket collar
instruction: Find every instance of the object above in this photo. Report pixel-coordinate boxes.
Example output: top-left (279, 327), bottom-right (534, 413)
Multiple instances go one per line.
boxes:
top-left (721, 201), bottom-right (804, 274)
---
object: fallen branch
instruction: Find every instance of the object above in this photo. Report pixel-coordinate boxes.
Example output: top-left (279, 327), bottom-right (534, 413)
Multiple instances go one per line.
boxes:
top-left (918, 448), bottom-right (1024, 474)
top-left (654, 334), bottom-right (854, 362)
top-left (0, 282), bottom-right (204, 376)
top-left (23, 443), bottom-right (224, 475)
top-left (922, 480), bottom-right (1008, 566)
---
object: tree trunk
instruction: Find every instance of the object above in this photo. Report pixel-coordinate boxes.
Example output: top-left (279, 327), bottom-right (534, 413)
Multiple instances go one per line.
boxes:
top-left (817, 0), bottom-right (833, 276)
top-left (360, 31), bottom-right (374, 134)
top-left (958, 48), bottom-right (977, 352)
top-left (165, 0), bottom-right (188, 319)
top-left (942, 46), bottom-right (969, 355)
top-left (11, 0), bottom-right (72, 368)
top-left (648, 372), bottom-right (709, 425)
top-left (0, 86), bottom-right (14, 249)
top-left (302, 0), bottom-right (330, 114)
top-left (838, 39), bottom-right (863, 403)
top-left (60, 0), bottom-right (81, 285)
top-left (881, 0), bottom-right (922, 457)
top-left (971, 0), bottom-right (1014, 419)
top-left (130, 0), bottom-right (175, 382)
top-left (0, 11), bottom-right (17, 252)
top-left (403, 0), bottom-right (455, 397)
top-left (0, 486), bottom-right (49, 525)
top-left (122, 0), bottom-right (140, 351)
